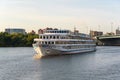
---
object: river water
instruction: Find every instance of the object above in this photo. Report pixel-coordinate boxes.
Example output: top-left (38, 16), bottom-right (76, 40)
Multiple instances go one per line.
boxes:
top-left (0, 46), bottom-right (120, 80)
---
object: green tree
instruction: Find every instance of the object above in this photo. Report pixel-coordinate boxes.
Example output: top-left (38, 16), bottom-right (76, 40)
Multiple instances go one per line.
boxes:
top-left (0, 32), bottom-right (38, 47)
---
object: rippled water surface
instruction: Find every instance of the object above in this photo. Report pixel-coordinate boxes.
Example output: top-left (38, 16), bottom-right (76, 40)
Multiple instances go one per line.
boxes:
top-left (0, 46), bottom-right (120, 80)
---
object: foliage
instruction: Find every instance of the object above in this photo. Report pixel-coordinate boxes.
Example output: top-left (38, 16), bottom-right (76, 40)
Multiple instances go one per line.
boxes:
top-left (0, 32), bottom-right (38, 47)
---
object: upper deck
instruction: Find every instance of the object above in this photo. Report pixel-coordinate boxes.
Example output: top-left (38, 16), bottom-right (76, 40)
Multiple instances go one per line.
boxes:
top-left (38, 28), bottom-right (91, 40)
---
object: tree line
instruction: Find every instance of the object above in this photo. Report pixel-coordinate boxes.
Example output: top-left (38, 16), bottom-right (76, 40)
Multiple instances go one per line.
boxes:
top-left (0, 32), bottom-right (38, 47)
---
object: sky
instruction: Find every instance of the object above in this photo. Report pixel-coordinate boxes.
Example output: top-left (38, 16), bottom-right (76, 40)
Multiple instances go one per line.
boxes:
top-left (1, 0), bottom-right (120, 34)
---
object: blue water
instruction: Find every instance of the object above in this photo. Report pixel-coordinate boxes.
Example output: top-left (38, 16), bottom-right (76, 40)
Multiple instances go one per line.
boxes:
top-left (0, 46), bottom-right (120, 80)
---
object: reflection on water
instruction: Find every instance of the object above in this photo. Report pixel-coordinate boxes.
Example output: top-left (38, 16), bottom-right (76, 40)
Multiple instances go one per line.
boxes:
top-left (33, 53), bottom-right (42, 59)
top-left (0, 46), bottom-right (120, 80)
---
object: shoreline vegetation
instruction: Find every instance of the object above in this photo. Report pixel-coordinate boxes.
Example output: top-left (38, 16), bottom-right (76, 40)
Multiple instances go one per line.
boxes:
top-left (0, 32), bottom-right (38, 47)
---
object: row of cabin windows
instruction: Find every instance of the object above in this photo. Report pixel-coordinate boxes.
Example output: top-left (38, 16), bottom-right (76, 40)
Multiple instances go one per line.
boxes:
top-left (69, 36), bottom-right (92, 40)
top-left (40, 36), bottom-right (66, 39)
top-left (63, 45), bottom-right (95, 49)
top-left (55, 41), bottom-right (95, 44)
top-left (39, 41), bottom-right (55, 44)
top-left (38, 41), bottom-right (95, 45)
top-left (46, 31), bottom-right (69, 33)
top-left (40, 35), bottom-right (93, 40)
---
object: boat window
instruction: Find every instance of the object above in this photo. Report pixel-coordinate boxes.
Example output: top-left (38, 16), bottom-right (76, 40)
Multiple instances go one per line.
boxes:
top-left (43, 36), bottom-right (45, 39)
top-left (48, 42), bottom-right (50, 44)
top-left (33, 41), bottom-right (36, 44)
top-left (64, 31), bottom-right (66, 33)
top-left (39, 36), bottom-right (42, 39)
top-left (42, 41), bottom-right (44, 44)
top-left (66, 31), bottom-right (69, 33)
top-left (57, 36), bottom-right (59, 39)
top-left (52, 42), bottom-right (54, 44)
top-left (50, 36), bottom-right (52, 39)
top-left (58, 31), bottom-right (60, 33)
top-left (46, 36), bottom-right (48, 39)
top-left (62, 36), bottom-right (65, 39)
top-left (53, 36), bottom-right (55, 39)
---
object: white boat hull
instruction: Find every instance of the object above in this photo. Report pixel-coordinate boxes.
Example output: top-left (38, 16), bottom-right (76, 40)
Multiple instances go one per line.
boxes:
top-left (33, 44), bottom-right (96, 56)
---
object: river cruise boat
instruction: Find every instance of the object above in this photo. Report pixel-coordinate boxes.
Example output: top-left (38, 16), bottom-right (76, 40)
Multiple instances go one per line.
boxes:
top-left (33, 28), bottom-right (96, 56)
